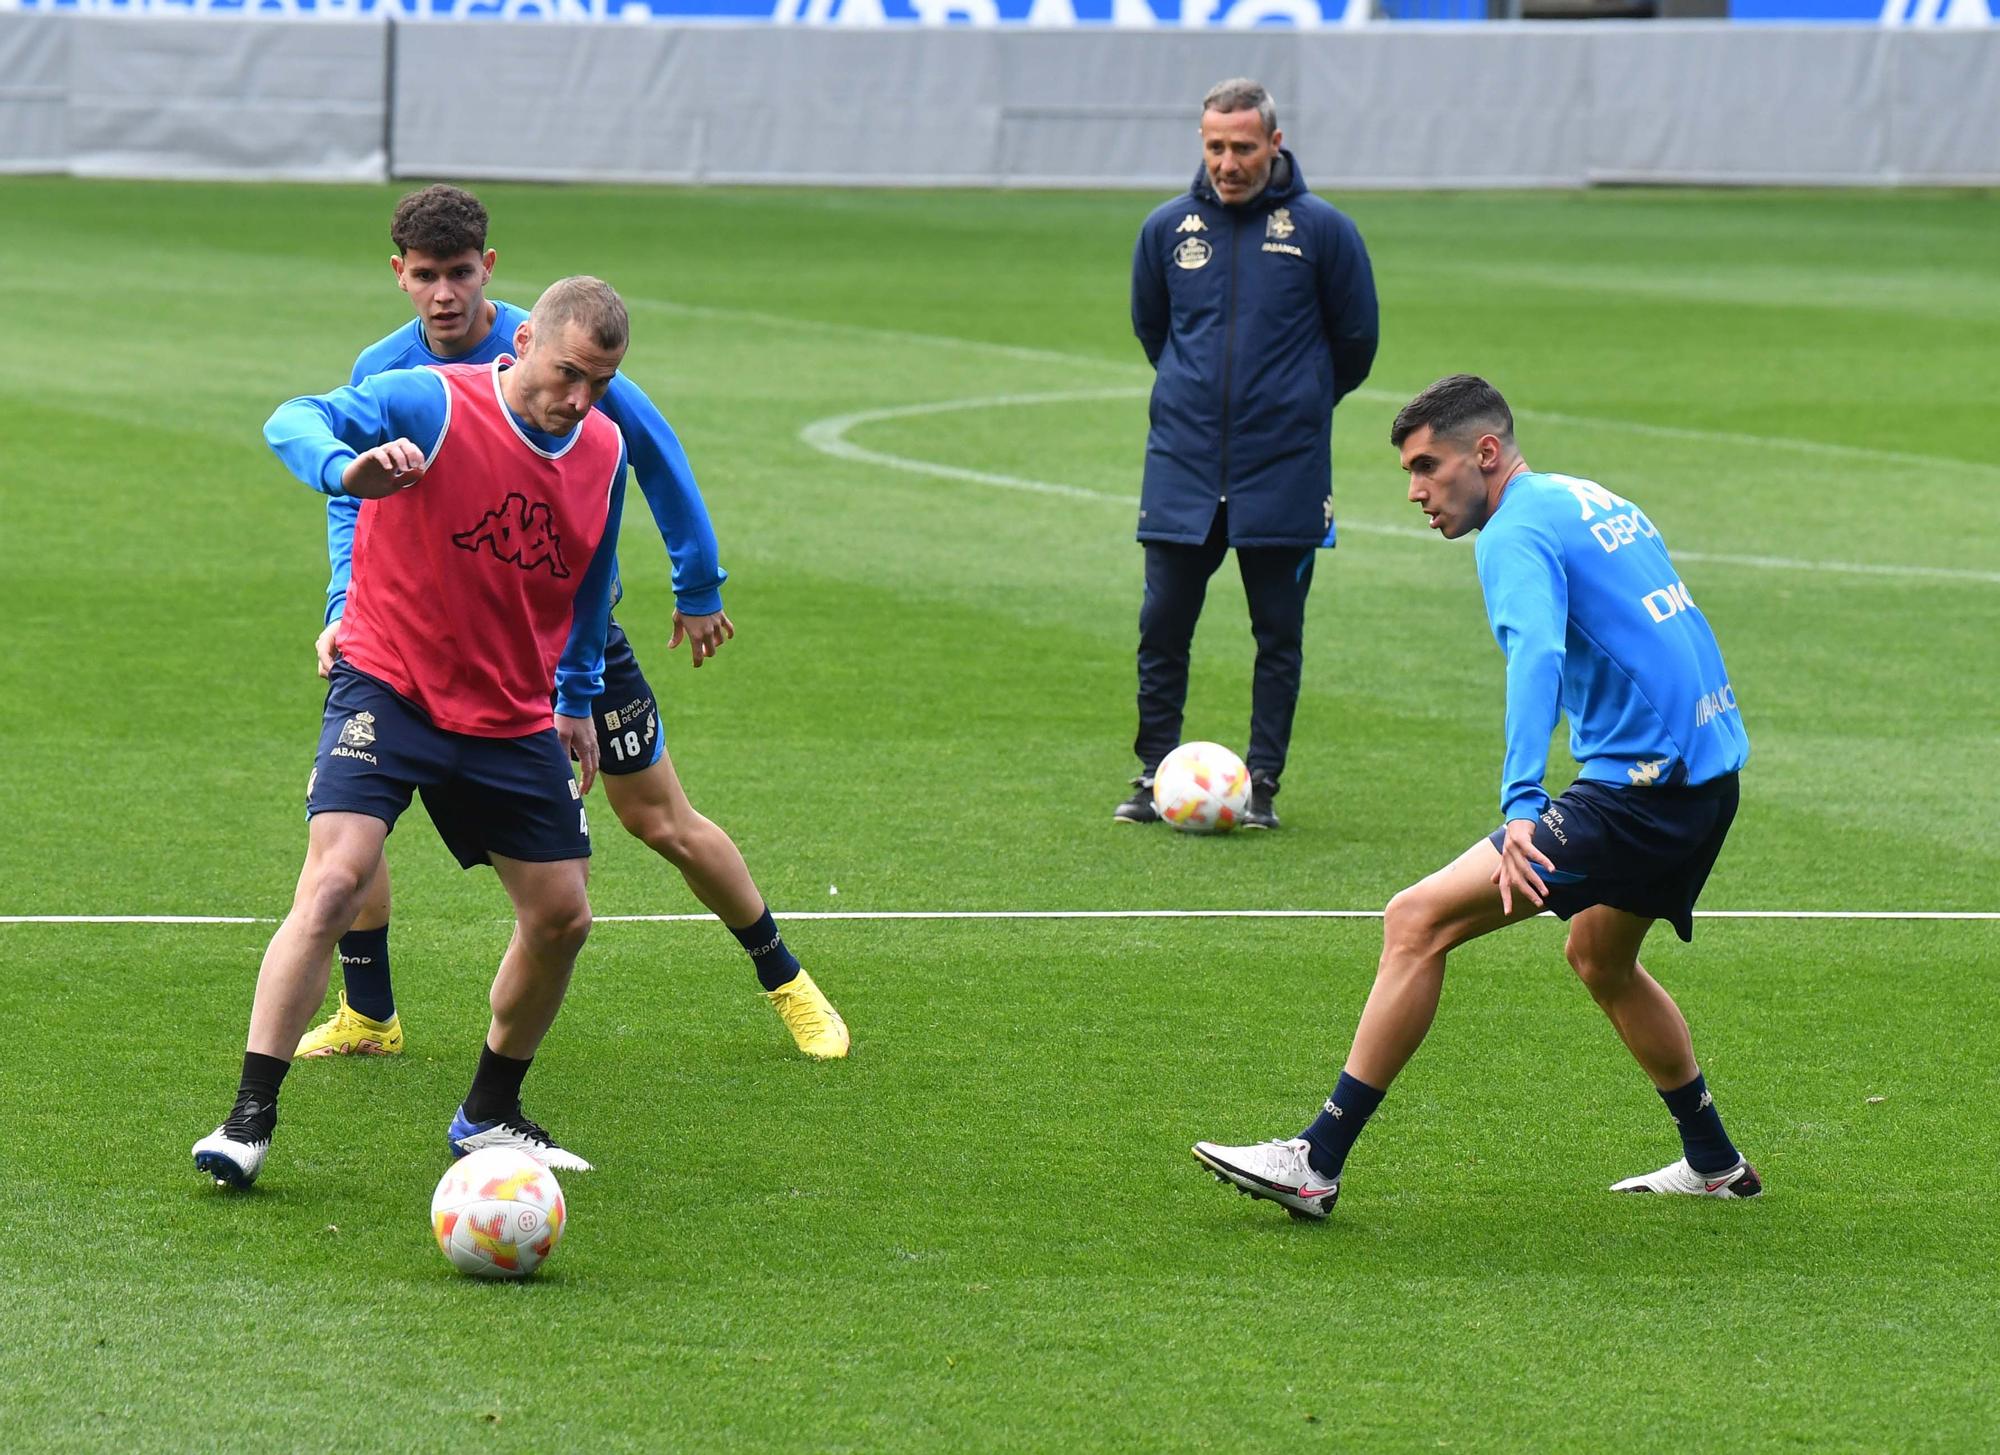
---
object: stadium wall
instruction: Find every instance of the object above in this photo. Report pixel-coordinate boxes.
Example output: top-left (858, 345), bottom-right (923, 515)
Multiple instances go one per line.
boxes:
top-left (5, 15), bottom-right (1998, 186)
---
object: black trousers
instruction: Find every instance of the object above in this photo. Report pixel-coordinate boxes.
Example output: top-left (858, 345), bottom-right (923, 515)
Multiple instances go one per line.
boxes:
top-left (1134, 504), bottom-right (1317, 787)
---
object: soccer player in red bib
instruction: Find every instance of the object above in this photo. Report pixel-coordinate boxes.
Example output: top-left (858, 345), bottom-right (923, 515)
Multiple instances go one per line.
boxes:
top-left (194, 277), bottom-right (634, 1187)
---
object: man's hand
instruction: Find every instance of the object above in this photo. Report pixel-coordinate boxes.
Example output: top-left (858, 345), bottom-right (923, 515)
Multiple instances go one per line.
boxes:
top-left (1491, 817), bottom-right (1556, 917)
top-left (341, 439), bottom-right (427, 499)
top-left (314, 618), bottom-right (343, 679)
top-left (556, 713), bottom-right (600, 796)
top-left (669, 609), bottom-right (735, 669)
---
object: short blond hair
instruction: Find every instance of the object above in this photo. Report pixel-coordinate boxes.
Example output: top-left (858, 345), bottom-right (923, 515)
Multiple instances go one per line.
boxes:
top-left (530, 275), bottom-right (629, 352)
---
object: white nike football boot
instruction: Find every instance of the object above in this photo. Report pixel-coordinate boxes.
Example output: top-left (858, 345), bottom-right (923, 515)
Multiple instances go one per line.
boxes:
top-left (1612, 1156), bottom-right (1762, 1198)
top-left (447, 1105), bottom-right (594, 1173)
top-left (192, 1124), bottom-right (270, 1188)
top-left (1192, 1137), bottom-right (1340, 1220)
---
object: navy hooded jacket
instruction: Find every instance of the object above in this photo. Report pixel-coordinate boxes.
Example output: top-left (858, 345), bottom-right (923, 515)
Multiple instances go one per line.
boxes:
top-left (1131, 152), bottom-right (1378, 548)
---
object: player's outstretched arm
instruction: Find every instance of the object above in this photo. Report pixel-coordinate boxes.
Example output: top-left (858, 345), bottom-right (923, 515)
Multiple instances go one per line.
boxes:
top-left (264, 368), bottom-right (448, 497)
top-left (339, 439), bottom-right (428, 499)
top-left (596, 374), bottom-right (728, 619)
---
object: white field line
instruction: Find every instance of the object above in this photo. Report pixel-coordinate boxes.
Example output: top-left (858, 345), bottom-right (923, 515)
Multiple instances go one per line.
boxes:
top-left (628, 290), bottom-right (2000, 481)
top-left (798, 389), bottom-right (2000, 586)
top-left (0, 915), bottom-right (269, 925)
top-left (5, 910), bottom-right (1995, 926)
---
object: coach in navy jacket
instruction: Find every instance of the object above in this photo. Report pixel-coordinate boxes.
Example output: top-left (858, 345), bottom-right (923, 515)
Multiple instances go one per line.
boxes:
top-left (1116, 78), bottom-right (1378, 829)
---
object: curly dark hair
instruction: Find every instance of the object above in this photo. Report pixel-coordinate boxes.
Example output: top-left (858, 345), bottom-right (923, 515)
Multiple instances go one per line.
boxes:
top-left (390, 184), bottom-right (489, 258)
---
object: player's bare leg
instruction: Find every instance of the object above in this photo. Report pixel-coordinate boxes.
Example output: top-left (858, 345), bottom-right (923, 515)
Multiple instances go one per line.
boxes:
top-left (1562, 906), bottom-right (1696, 1091)
top-left (294, 853), bottom-right (401, 1057)
top-left (194, 812), bottom-right (387, 1186)
top-left (605, 749), bottom-right (761, 925)
top-left (1565, 904), bottom-right (1762, 1196)
top-left (606, 748), bottom-right (849, 1058)
top-left (350, 856), bottom-right (391, 933)
top-left (245, 813), bottom-right (391, 1059)
top-left (485, 854), bottom-right (592, 1058)
top-left (447, 853), bottom-right (595, 1172)
top-left (1344, 839), bottom-right (1541, 1087)
top-left (1193, 838), bottom-right (1536, 1218)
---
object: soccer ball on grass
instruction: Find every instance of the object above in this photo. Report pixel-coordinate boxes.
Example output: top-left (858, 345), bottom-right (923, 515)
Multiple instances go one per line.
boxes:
top-left (431, 1147), bottom-right (566, 1279)
top-left (1153, 741), bottom-right (1252, 834)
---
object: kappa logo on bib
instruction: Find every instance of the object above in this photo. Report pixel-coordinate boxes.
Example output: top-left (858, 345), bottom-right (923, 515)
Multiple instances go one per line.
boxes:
top-left (1174, 238), bottom-right (1212, 271)
top-left (453, 492), bottom-right (571, 579)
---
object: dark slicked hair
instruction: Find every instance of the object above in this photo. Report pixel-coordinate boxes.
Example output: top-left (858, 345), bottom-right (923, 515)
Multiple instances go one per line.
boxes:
top-left (390, 184), bottom-right (489, 258)
top-left (1390, 374), bottom-right (1515, 448)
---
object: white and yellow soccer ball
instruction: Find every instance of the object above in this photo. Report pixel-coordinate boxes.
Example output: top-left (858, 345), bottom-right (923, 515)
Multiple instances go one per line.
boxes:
top-left (1153, 741), bottom-right (1252, 834)
top-left (430, 1147), bottom-right (567, 1280)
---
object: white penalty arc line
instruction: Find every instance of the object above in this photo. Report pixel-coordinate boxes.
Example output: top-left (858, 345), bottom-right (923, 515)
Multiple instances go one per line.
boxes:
top-left (799, 390), bottom-right (2000, 586)
top-left (633, 291), bottom-right (2000, 483)
top-left (7, 910), bottom-right (1997, 925)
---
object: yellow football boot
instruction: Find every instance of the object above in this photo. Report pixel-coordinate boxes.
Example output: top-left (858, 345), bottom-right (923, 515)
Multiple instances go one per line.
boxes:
top-left (763, 968), bottom-right (850, 1059)
top-left (293, 991), bottom-right (404, 1058)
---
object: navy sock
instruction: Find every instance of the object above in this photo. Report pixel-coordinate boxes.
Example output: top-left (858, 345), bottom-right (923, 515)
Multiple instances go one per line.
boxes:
top-left (463, 1043), bottom-right (532, 1124)
top-left (1298, 1071), bottom-right (1388, 1181)
top-left (1660, 1071), bottom-right (1740, 1175)
top-left (730, 906), bottom-right (802, 992)
top-left (229, 1051), bottom-right (290, 1138)
top-left (338, 924), bottom-right (395, 1022)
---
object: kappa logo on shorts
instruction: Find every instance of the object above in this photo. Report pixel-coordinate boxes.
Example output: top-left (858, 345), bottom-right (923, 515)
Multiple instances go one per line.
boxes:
top-left (453, 493), bottom-right (571, 579)
top-left (1628, 758), bottom-right (1669, 787)
top-left (339, 712), bottom-right (377, 749)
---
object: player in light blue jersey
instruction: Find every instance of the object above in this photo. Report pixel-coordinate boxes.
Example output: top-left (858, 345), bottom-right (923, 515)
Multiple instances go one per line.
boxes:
top-left (298, 185), bottom-right (848, 1062)
top-left (1196, 375), bottom-right (1757, 1218)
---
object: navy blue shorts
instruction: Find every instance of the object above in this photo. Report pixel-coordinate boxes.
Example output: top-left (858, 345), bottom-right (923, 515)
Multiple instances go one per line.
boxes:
top-left (309, 665), bottom-right (590, 870)
top-left (1488, 774), bottom-right (1739, 942)
top-left (587, 617), bottom-right (664, 777)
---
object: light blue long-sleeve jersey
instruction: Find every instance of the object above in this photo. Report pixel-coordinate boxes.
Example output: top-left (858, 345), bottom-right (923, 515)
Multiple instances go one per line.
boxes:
top-left (1474, 471), bottom-right (1749, 823)
top-left (321, 301), bottom-right (725, 625)
top-left (268, 365), bottom-right (630, 721)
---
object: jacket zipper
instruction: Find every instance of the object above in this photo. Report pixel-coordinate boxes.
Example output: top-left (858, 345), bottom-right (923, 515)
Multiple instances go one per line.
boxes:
top-left (1216, 207), bottom-right (1244, 506)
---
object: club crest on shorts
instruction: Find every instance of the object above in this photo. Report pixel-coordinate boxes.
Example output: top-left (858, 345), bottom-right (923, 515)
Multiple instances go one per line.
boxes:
top-left (1174, 238), bottom-right (1212, 271)
top-left (339, 712), bottom-right (377, 749)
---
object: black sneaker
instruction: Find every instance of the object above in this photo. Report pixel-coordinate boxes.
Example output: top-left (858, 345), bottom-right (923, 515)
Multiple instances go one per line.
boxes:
top-left (1240, 777), bottom-right (1281, 830)
top-left (1113, 775), bottom-right (1160, 824)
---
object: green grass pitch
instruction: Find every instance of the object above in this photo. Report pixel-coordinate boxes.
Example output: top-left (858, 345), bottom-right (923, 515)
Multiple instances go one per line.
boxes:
top-left (1, 179), bottom-right (1996, 1451)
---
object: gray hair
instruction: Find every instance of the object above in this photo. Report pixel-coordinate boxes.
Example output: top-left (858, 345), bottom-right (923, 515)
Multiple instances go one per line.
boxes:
top-left (530, 275), bottom-right (629, 352)
top-left (1202, 78), bottom-right (1277, 135)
